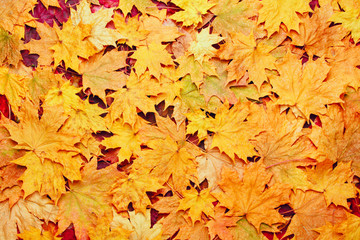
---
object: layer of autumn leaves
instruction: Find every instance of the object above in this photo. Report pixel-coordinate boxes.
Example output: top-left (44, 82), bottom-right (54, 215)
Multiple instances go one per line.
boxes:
top-left (3, 0), bottom-right (360, 239)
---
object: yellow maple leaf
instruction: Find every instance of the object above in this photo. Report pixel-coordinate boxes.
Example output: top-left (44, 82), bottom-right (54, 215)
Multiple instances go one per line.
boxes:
top-left (12, 152), bottom-right (68, 200)
top-left (117, 0), bottom-right (156, 15)
top-left (60, 99), bottom-right (108, 136)
top-left (336, 213), bottom-right (360, 239)
top-left (270, 52), bottom-right (346, 120)
top-left (4, 101), bottom-right (79, 161)
top-left (176, 55), bottom-right (217, 87)
top-left (57, 160), bottom-right (121, 240)
top-left (0, 27), bottom-right (22, 66)
top-left (18, 227), bottom-right (60, 240)
top-left (111, 209), bottom-right (163, 240)
top-left (131, 43), bottom-right (174, 79)
top-left (188, 28), bottom-right (223, 64)
top-left (177, 187), bottom-right (216, 224)
top-left (305, 160), bottom-right (356, 208)
top-left (108, 71), bottom-right (156, 126)
top-left (43, 81), bottom-right (83, 112)
top-left (209, 101), bottom-right (260, 161)
top-left (313, 221), bottom-right (344, 240)
top-left (110, 169), bottom-right (163, 213)
top-left (170, 0), bottom-right (215, 26)
top-left (0, 193), bottom-right (58, 240)
top-left (79, 50), bottom-right (128, 102)
top-left (25, 22), bottom-right (59, 66)
top-left (214, 161), bottom-right (291, 231)
top-left (210, 0), bottom-right (260, 37)
top-left (133, 136), bottom-right (199, 192)
top-left (101, 118), bottom-right (142, 162)
top-left (219, 32), bottom-right (277, 88)
top-left (258, 0), bottom-right (312, 36)
top-left (71, 0), bottom-right (123, 50)
top-left (0, 0), bottom-right (36, 38)
top-left (327, 45), bottom-right (360, 89)
top-left (286, 190), bottom-right (346, 239)
top-left (0, 66), bottom-right (26, 114)
top-left (24, 67), bottom-right (64, 105)
top-left (331, 5), bottom-right (360, 42)
top-left (113, 13), bottom-right (149, 47)
top-left (140, 15), bottom-right (182, 45)
top-left (51, 20), bottom-right (97, 72)
top-left (289, 5), bottom-right (347, 57)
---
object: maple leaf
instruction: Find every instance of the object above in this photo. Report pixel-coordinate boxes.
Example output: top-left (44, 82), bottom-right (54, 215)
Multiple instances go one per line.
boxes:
top-left (208, 101), bottom-right (260, 161)
top-left (175, 221), bottom-right (210, 240)
top-left (0, 193), bottom-right (58, 240)
top-left (270, 52), bottom-right (346, 120)
top-left (0, 27), bottom-right (23, 66)
top-left (0, 66), bottom-right (27, 114)
top-left (88, 213), bottom-right (132, 240)
top-left (258, 0), bottom-right (312, 36)
top-left (327, 45), bottom-right (360, 89)
top-left (131, 43), bottom-right (174, 79)
top-left (229, 218), bottom-right (268, 240)
top-left (286, 190), bottom-right (347, 239)
top-left (108, 71), bottom-right (156, 126)
top-left (249, 101), bottom-right (316, 171)
top-left (196, 138), bottom-right (244, 190)
top-left (50, 20), bottom-right (97, 72)
top-left (18, 227), bottom-right (61, 240)
top-left (60, 99), bottom-right (108, 136)
top-left (186, 109), bottom-right (214, 141)
top-left (214, 161), bottom-right (291, 231)
top-left (25, 22), bottom-right (59, 66)
top-left (335, 213), bottom-right (360, 239)
top-left (79, 50), bottom-right (128, 102)
top-left (199, 59), bottom-right (238, 104)
top-left (152, 194), bottom-right (187, 237)
top-left (206, 206), bottom-right (239, 240)
top-left (0, 0), bottom-right (37, 38)
top-left (331, 5), bottom-right (360, 42)
top-left (112, 13), bottom-right (149, 46)
top-left (134, 130), bottom-right (200, 191)
top-left (289, 4), bottom-right (347, 57)
top-left (140, 15), bottom-right (182, 45)
top-left (210, 0), bottom-right (260, 37)
top-left (57, 160), bottom-right (120, 240)
top-left (117, 0), bottom-right (156, 15)
top-left (43, 81), bottom-right (83, 112)
top-left (304, 160), bottom-right (356, 208)
top-left (0, 163), bottom-right (24, 193)
top-left (134, 135), bottom-right (200, 192)
top-left (138, 114), bottom-right (185, 142)
top-left (309, 104), bottom-right (360, 177)
top-left (218, 32), bottom-right (277, 88)
top-left (71, 0), bottom-right (122, 50)
top-left (313, 221), bottom-right (344, 240)
top-left (111, 209), bottom-right (163, 240)
top-left (24, 67), bottom-right (64, 105)
top-left (175, 55), bottom-right (217, 87)
top-left (170, 0), bottom-right (215, 26)
top-left (188, 28), bottom-right (223, 64)
top-left (177, 187), bottom-right (216, 224)
top-left (102, 118), bottom-right (143, 162)
top-left (4, 101), bottom-right (79, 162)
top-left (179, 75), bottom-right (222, 113)
top-left (12, 152), bottom-right (69, 200)
top-left (109, 169), bottom-right (163, 213)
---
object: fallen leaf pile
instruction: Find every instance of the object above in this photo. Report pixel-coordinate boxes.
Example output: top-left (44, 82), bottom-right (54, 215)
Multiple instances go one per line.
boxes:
top-left (2, 0), bottom-right (360, 239)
